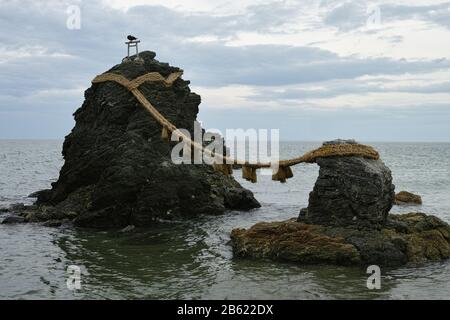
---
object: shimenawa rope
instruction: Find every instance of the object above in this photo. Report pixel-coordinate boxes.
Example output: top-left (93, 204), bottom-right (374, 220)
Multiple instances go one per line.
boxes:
top-left (92, 72), bottom-right (380, 183)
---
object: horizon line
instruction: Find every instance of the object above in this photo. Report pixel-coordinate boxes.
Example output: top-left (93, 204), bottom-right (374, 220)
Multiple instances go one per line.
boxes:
top-left (1, 138), bottom-right (449, 144)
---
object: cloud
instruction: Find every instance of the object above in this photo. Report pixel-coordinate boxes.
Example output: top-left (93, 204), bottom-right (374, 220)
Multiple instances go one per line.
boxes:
top-left (0, 0), bottom-right (449, 140)
top-left (175, 43), bottom-right (450, 87)
top-left (199, 104), bottom-right (450, 142)
top-left (324, 2), bottom-right (367, 31)
top-left (322, 1), bottom-right (450, 31)
top-left (381, 2), bottom-right (450, 29)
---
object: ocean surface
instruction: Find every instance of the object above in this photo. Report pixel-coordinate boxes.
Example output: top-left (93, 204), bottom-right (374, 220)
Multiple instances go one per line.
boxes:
top-left (0, 140), bottom-right (449, 299)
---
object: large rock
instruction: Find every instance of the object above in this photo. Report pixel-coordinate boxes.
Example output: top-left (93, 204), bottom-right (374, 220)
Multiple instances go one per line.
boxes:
top-left (299, 140), bottom-right (395, 229)
top-left (27, 51), bottom-right (260, 228)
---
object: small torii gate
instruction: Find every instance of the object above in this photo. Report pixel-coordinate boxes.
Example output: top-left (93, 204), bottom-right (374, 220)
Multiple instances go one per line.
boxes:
top-left (123, 35), bottom-right (143, 63)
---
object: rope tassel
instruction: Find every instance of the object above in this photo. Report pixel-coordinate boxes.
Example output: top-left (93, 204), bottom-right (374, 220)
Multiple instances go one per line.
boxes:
top-left (242, 165), bottom-right (257, 183)
top-left (272, 166), bottom-right (294, 183)
top-left (226, 164), bottom-right (233, 176)
top-left (285, 166), bottom-right (294, 179)
top-left (161, 126), bottom-right (169, 142)
top-left (213, 163), bottom-right (233, 176)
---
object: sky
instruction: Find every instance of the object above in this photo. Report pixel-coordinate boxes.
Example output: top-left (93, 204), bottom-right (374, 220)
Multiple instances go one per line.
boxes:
top-left (0, 0), bottom-right (449, 141)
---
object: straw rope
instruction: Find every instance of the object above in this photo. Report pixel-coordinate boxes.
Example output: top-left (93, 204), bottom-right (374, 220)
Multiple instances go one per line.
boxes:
top-left (92, 71), bottom-right (380, 183)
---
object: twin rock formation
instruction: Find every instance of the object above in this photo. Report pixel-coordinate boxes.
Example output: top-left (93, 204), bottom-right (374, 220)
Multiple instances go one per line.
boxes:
top-left (5, 51), bottom-right (450, 267)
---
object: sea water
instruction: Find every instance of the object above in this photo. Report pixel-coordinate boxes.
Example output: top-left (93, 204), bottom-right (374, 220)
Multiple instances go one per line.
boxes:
top-left (1, 140), bottom-right (449, 299)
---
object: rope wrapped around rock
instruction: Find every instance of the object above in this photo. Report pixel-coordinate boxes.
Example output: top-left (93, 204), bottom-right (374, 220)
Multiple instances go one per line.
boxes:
top-left (92, 72), bottom-right (380, 183)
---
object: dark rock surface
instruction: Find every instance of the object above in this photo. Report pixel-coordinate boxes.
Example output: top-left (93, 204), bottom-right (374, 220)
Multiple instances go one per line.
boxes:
top-left (42, 220), bottom-right (63, 228)
top-left (25, 51), bottom-right (259, 228)
top-left (1, 215), bottom-right (25, 224)
top-left (299, 140), bottom-right (395, 229)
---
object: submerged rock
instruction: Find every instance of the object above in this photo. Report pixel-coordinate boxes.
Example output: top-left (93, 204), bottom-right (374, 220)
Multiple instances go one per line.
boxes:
top-left (42, 220), bottom-right (63, 228)
top-left (231, 213), bottom-right (450, 267)
top-left (300, 140), bottom-right (395, 230)
top-left (395, 191), bottom-right (422, 205)
top-left (8, 203), bottom-right (26, 212)
top-left (26, 51), bottom-right (259, 228)
top-left (120, 225), bottom-right (136, 233)
top-left (1, 215), bottom-right (25, 224)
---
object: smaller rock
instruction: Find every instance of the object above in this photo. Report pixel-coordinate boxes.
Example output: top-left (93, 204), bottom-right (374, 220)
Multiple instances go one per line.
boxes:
top-left (395, 191), bottom-right (422, 205)
top-left (65, 211), bottom-right (79, 219)
top-left (29, 189), bottom-right (52, 204)
top-left (0, 207), bottom-right (9, 213)
top-left (24, 212), bottom-right (39, 222)
top-left (120, 225), bottom-right (135, 233)
top-left (1, 215), bottom-right (25, 224)
top-left (231, 212), bottom-right (450, 267)
top-left (43, 220), bottom-right (62, 228)
top-left (28, 191), bottom-right (39, 198)
top-left (9, 203), bottom-right (26, 212)
top-left (298, 208), bottom-right (308, 222)
top-left (231, 219), bottom-right (361, 265)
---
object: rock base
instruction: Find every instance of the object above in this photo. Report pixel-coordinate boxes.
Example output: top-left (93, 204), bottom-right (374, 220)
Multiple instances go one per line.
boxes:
top-left (231, 212), bottom-right (450, 267)
top-left (231, 220), bottom-right (361, 265)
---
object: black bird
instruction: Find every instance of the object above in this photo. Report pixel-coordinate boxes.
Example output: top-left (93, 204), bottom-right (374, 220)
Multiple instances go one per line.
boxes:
top-left (127, 35), bottom-right (137, 41)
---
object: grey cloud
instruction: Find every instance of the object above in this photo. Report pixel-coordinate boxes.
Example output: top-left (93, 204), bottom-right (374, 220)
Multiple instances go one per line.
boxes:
top-left (126, 1), bottom-right (303, 37)
top-left (324, 2), bottom-right (367, 31)
top-left (0, 1), bottom-right (309, 96)
top-left (323, 1), bottom-right (450, 31)
top-left (173, 43), bottom-right (450, 87)
top-left (0, 0), bottom-right (449, 141)
top-left (200, 104), bottom-right (450, 142)
top-left (3, 0), bottom-right (447, 95)
top-left (387, 3), bottom-right (450, 29)
top-left (247, 78), bottom-right (450, 102)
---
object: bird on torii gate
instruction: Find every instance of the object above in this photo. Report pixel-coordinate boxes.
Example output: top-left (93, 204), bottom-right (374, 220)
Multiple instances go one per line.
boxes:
top-left (123, 35), bottom-right (143, 63)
